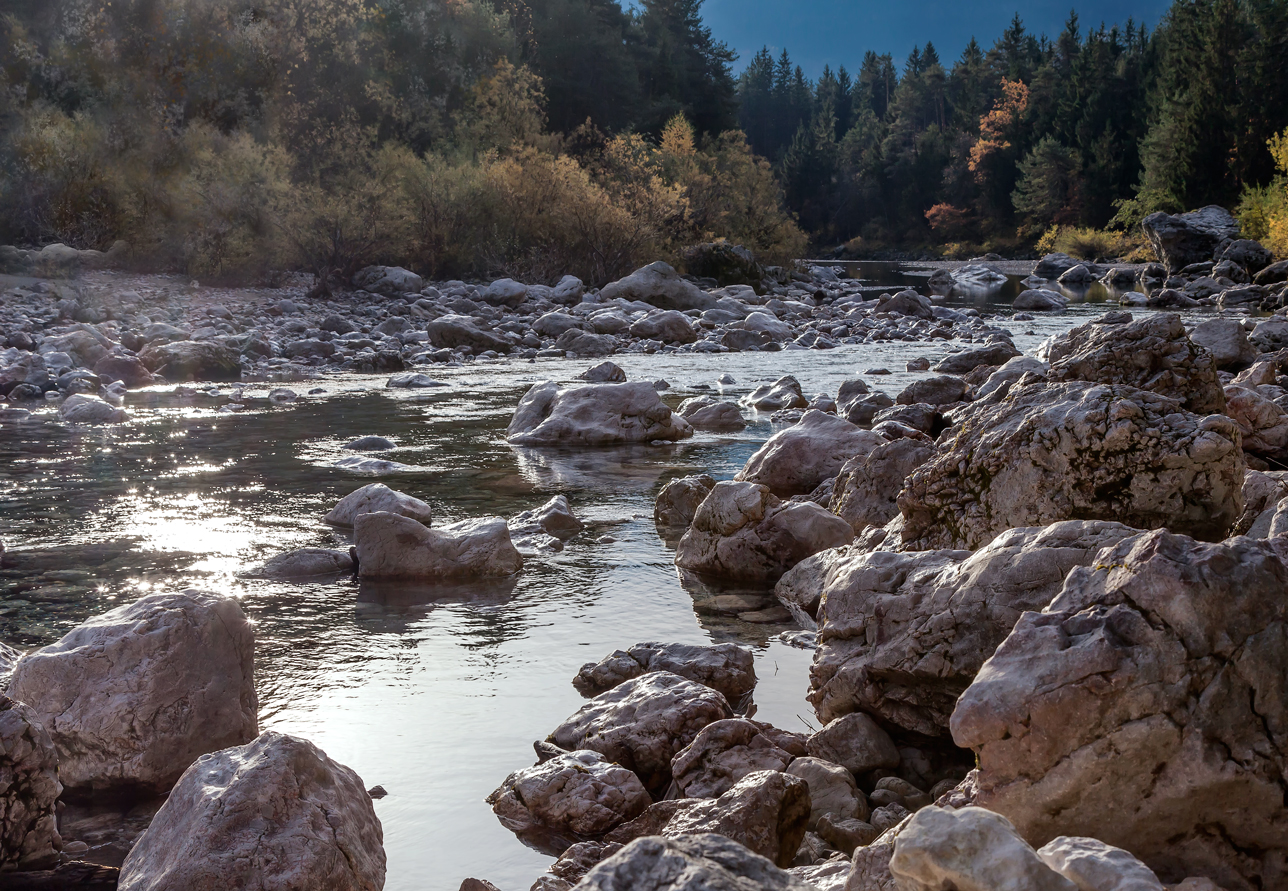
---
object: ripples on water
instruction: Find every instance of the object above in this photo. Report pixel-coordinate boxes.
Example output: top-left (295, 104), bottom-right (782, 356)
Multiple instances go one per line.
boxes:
top-left (0, 272), bottom-right (1144, 889)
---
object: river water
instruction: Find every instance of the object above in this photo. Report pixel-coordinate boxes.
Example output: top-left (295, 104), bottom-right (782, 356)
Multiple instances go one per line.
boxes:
top-left (0, 268), bottom-right (1138, 890)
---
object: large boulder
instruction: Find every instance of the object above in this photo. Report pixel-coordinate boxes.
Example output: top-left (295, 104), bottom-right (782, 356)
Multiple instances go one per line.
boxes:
top-left (629, 311), bottom-right (698, 345)
top-left (809, 521), bottom-right (1142, 735)
top-left (1043, 313), bottom-right (1225, 414)
top-left (1037, 837), bottom-right (1168, 891)
top-left (7, 591), bottom-right (257, 798)
top-left (895, 376), bottom-right (968, 407)
top-left (897, 382), bottom-right (1244, 551)
top-left (677, 397), bottom-right (746, 430)
top-left (1224, 385), bottom-right (1288, 460)
top-left (508, 382), bottom-right (693, 447)
top-left (573, 642), bottom-right (755, 705)
top-left (488, 750), bottom-right (651, 840)
top-left (94, 353), bottom-right (154, 388)
top-left (0, 696), bottom-right (62, 871)
top-left (324, 482), bottom-right (433, 527)
top-left (426, 314), bottom-right (511, 353)
top-left (655, 475), bottom-right (716, 532)
top-left (670, 718), bottom-right (804, 799)
top-left (682, 243), bottom-right (764, 288)
top-left (1014, 289), bottom-right (1069, 311)
top-left (742, 376), bottom-right (807, 412)
top-left (735, 411), bottom-right (886, 498)
top-left (1216, 239), bottom-right (1273, 273)
top-left (353, 264), bottom-right (422, 295)
top-left (830, 439), bottom-right (935, 533)
top-left (571, 833), bottom-right (813, 891)
top-left (555, 330), bottom-right (618, 356)
top-left (785, 756), bottom-right (867, 831)
top-left (932, 342), bottom-right (1022, 375)
top-left (805, 712), bottom-right (900, 774)
top-left (353, 512), bottom-right (522, 580)
top-left (951, 530), bottom-right (1288, 890)
top-left (117, 731), bottom-right (385, 891)
top-left (660, 770), bottom-right (811, 868)
top-left (137, 341), bottom-right (241, 382)
top-left (1188, 318), bottom-right (1256, 370)
top-left (60, 393), bottom-right (128, 423)
top-left (550, 671), bottom-right (733, 796)
top-left (600, 262), bottom-right (716, 312)
top-left (481, 278), bottom-right (528, 307)
top-left (675, 481), bottom-right (854, 582)
top-left (1141, 206), bottom-right (1241, 271)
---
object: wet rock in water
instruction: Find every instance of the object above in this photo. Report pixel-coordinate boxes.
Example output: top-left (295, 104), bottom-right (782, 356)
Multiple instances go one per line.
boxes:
top-left (573, 642), bottom-right (755, 704)
top-left (508, 381), bottom-right (693, 446)
top-left (385, 372), bottom-right (446, 388)
top-left (556, 330), bottom-right (619, 356)
top-left (931, 342), bottom-right (1021, 374)
top-left (117, 731), bottom-right (385, 891)
top-left (675, 481), bottom-right (854, 582)
top-left (137, 341), bottom-right (241, 382)
top-left (1043, 313), bottom-right (1225, 414)
top-left (659, 771), bottom-right (811, 868)
top-left (509, 494), bottom-right (584, 544)
top-left (0, 696), bottom-right (62, 871)
top-left (333, 455), bottom-right (416, 474)
top-left (353, 264), bottom-right (423, 295)
top-left (59, 394), bottom-right (128, 423)
top-left (579, 362), bottom-right (626, 383)
top-left (324, 482), bottom-right (432, 527)
top-left (875, 290), bottom-right (933, 319)
top-left (94, 354), bottom-right (154, 388)
top-left (830, 438), bottom-right (935, 533)
top-left (655, 475), bottom-right (717, 532)
top-left (549, 671), bottom-right (732, 796)
top-left (629, 311), bottom-right (698, 345)
top-left (426, 314), bottom-right (511, 353)
top-left (8, 590), bottom-right (257, 798)
top-left (599, 262), bottom-right (716, 312)
top-left (897, 382), bottom-right (1244, 551)
top-left (670, 719), bottom-right (806, 798)
top-left (1141, 205), bottom-right (1241, 271)
top-left (487, 750), bottom-right (651, 840)
top-left (786, 756), bottom-right (868, 831)
top-left (353, 513), bottom-right (522, 581)
top-left (343, 436), bottom-right (396, 451)
top-left (1036, 837), bottom-right (1167, 891)
top-left (244, 548), bottom-right (354, 579)
top-left (677, 397), bottom-right (746, 430)
top-left (1188, 319), bottom-right (1255, 371)
top-left (742, 376), bottom-right (807, 412)
top-left (1014, 289), bottom-right (1069, 311)
top-left (951, 529), bottom-right (1288, 890)
top-left (895, 375), bottom-right (968, 407)
top-left (809, 520), bottom-right (1141, 736)
top-left (890, 806), bottom-right (1077, 891)
top-left (571, 833), bottom-right (813, 891)
top-left (805, 712), bottom-right (900, 774)
top-left (735, 411), bottom-right (886, 497)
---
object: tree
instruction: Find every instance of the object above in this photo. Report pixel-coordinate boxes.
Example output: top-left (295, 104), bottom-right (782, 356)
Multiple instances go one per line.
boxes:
top-left (1012, 135), bottom-right (1083, 230)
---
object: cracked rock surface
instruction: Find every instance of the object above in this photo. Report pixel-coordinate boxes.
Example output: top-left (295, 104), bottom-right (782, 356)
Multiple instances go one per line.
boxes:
top-left (573, 642), bottom-right (756, 704)
top-left (571, 833), bottom-right (813, 891)
top-left (488, 750), bottom-right (651, 839)
top-left (0, 695), bottom-right (62, 871)
top-left (670, 718), bottom-right (806, 799)
top-left (735, 411), bottom-right (886, 498)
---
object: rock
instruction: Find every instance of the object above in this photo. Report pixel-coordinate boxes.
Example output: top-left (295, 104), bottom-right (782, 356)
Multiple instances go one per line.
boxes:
top-left (508, 382), bottom-right (693, 446)
top-left (1141, 206), bottom-right (1241, 271)
top-left (579, 362), bottom-right (626, 383)
top-left (876, 291), bottom-right (934, 319)
top-left (0, 696), bottom-right (62, 871)
top-left (1043, 313), bottom-right (1224, 414)
top-left (551, 672), bottom-right (731, 797)
top-left (805, 712), bottom-right (900, 774)
top-left (1249, 318), bottom-right (1288, 353)
top-left (830, 439), bottom-right (935, 533)
top-left (723, 329), bottom-right (770, 351)
top-left (844, 392), bottom-right (896, 426)
top-left (809, 520), bottom-right (1142, 735)
top-left (1034, 253), bottom-right (1081, 279)
top-left (137, 341), bottom-right (241, 382)
top-left (344, 436), bottom-right (396, 451)
top-left (353, 264), bottom-right (423, 295)
top-left (895, 376), bottom-right (968, 407)
top-left (481, 278), bottom-right (528, 307)
top-left (736, 411), bottom-right (886, 497)
top-left (487, 750), bottom-right (651, 840)
top-left (1216, 285), bottom-right (1267, 310)
top-left (385, 372), bottom-right (446, 388)
top-left (677, 397), bottom-right (746, 430)
top-left (1058, 265), bottom-right (1096, 286)
top-left (1036, 837), bottom-right (1166, 891)
top-left (1188, 319), bottom-right (1256, 370)
top-left (426, 314), bottom-right (511, 353)
top-left (742, 376), bottom-right (807, 412)
top-left (570, 833), bottom-right (813, 891)
top-left (951, 529), bottom-right (1288, 890)
top-left (353, 512), bottom-right (522, 580)
top-left (932, 343), bottom-right (1022, 375)
top-left (655, 475), bottom-right (717, 531)
top-left (682, 243), bottom-right (764, 287)
top-left (670, 719), bottom-right (801, 798)
top-left (1014, 289), bottom-right (1070, 311)
top-left (60, 394), bottom-right (128, 423)
top-left (94, 354), bottom-right (153, 388)
top-left (510, 494), bottom-right (583, 544)
top-left (786, 757), bottom-right (867, 830)
top-left (1223, 385), bottom-right (1288, 458)
top-left (660, 771), bottom-right (810, 868)
top-left (629, 311), bottom-right (698, 345)
top-left (897, 382), bottom-right (1244, 551)
top-left (600, 262), bottom-right (716, 312)
top-left (573, 642), bottom-right (755, 704)
top-left (1254, 259), bottom-right (1288, 286)
top-left (244, 548), bottom-right (354, 579)
top-left (323, 483), bottom-right (432, 527)
top-left (8, 591), bottom-right (257, 798)
top-left (889, 806), bottom-right (1077, 891)
top-left (321, 314), bottom-right (357, 335)
top-left (675, 481), bottom-right (854, 582)
top-left (117, 731), bottom-right (385, 891)
top-left (553, 275), bottom-right (586, 305)
top-left (743, 312), bottom-right (792, 341)
top-left (976, 356), bottom-right (1049, 401)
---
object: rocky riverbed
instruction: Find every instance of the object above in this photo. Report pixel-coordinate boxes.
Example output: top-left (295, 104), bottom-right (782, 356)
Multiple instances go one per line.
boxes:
top-left (3, 206), bottom-right (1288, 891)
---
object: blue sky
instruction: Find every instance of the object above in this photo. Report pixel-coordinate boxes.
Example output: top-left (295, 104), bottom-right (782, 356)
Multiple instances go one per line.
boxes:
top-left (699, 0), bottom-right (1173, 77)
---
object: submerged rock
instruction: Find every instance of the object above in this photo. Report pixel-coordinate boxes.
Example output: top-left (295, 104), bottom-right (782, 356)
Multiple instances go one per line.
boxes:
top-left (245, 548), bottom-right (354, 579)
top-left (354, 512), bottom-right (522, 580)
top-left (508, 382), bottom-right (693, 446)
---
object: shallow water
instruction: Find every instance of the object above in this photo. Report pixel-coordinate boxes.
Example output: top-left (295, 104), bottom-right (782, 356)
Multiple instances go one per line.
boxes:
top-left (0, 288), bottom-right (1152, 890)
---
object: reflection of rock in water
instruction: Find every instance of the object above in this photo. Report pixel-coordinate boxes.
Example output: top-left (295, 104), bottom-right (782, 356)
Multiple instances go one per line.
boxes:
top-left (355, 576), bottom-right (521, 636)
top-left (676, 567), bottom-right (797, 646)
top-left (511, 445), bottom-right (682, 491)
